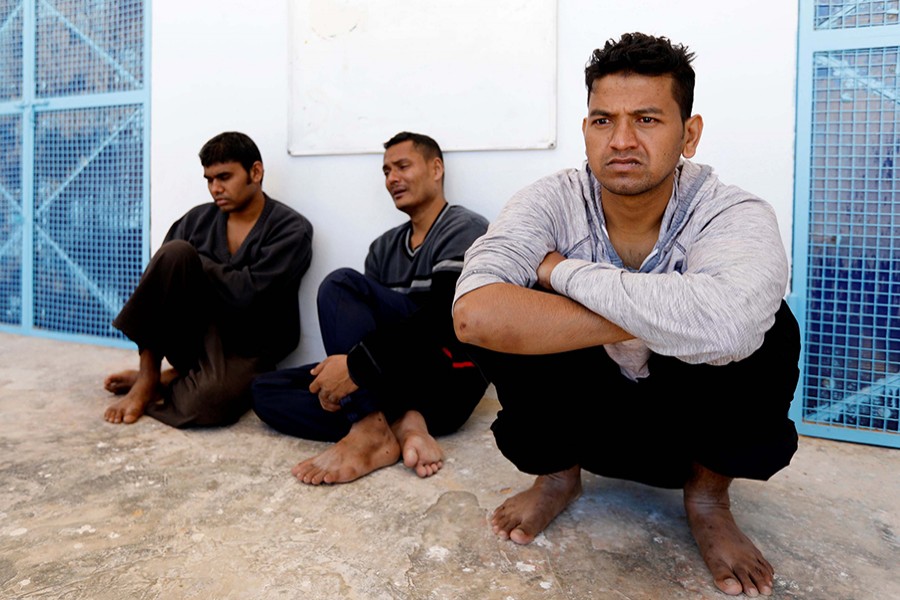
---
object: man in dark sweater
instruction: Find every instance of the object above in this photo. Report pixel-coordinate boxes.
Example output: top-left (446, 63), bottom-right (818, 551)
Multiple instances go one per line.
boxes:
top-left (103, 131), bottom-right (313, 428)
top-left (252, 131), bottom-right (489, 484)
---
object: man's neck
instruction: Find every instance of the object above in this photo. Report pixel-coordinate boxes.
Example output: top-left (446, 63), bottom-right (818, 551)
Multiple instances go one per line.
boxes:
top-left (601, 174), bottom-right (674, 236)
top-left (407, 196), bottom-right (448, 250)
top-left (601, 174), bottom-right (675, 270)
top-left (228, 191), bottom-right (266, 225)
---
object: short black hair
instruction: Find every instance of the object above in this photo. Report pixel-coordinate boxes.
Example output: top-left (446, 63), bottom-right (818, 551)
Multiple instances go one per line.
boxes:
top-left (383, 131), bottom-right (443, 164)
top-left (198, 131), bottom-right (262, 174)
top-left (585, 32), bottom-right (696, 121)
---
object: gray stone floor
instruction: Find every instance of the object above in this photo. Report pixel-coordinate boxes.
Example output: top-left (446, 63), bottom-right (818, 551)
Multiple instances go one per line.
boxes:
top-left (0, 331), bottom-right (898, 600)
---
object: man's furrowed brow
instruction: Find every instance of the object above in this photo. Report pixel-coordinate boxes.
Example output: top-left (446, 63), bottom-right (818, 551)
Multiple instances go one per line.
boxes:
top-left (589, 106), bottom-right (665, 116)
top-left (630, 106), bottom-right (665, 115)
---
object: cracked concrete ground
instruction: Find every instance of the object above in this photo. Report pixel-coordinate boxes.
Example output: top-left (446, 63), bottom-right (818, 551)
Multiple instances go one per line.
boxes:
top-left (0, 331), bottom-right (898, 599)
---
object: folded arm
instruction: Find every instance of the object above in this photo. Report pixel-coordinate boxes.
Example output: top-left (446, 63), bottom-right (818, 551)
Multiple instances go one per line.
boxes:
top-left (453, 281), bottom-right (632, 355)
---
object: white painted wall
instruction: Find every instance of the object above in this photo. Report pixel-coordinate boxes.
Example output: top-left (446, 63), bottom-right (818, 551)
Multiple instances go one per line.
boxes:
top-left (152, 0), bottom-right (799, 366)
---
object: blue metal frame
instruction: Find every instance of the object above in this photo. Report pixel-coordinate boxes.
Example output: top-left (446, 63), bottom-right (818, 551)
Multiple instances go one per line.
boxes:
top-left (790, 1), bottom-right (900, 447)
top-left (0, 0), bottom-right (149, 349)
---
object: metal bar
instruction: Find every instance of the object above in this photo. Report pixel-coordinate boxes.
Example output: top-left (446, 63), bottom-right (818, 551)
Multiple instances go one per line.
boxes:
top-left (21, 0), bottom-right (35, 330)
top-left (34, 90), bottom-right (145, 111)
top-left (141, 0), bottom-right (150, 267)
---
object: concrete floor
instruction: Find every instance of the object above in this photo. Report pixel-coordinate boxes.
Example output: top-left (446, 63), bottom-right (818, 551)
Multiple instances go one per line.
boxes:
top-left (0, 331), bottom-right (898, 600)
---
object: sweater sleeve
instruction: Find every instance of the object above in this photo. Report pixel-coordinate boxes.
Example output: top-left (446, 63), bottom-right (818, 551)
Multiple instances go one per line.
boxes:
top-left (200, 209), bottom-right (313, 311)
top-left (454, 174), bottom-right (577, 305)
top-left (550, 196), bottom-right (788, 364)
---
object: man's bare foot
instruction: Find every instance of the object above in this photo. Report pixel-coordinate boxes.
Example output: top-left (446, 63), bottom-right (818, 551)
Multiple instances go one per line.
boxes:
top-left (103, 350), bottom-right (166, 425)
top-left (684, 464), bottom-right (774, 597)
top-left (391, 410), bottom-right (443, 478)
top-left (103, 376), bottom-right (157, 424)
top-left (291, 412), bottom-right (400, 485)
top-left (104, 367), bottom-right (176, 395)
top-left (104, 370), bottom-right (139, 395)
top-left (492, 465), bottom-right (582, 544)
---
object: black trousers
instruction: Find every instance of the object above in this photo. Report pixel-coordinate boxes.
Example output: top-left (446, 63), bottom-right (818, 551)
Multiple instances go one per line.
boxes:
top-left (252, 268), bottom-right (487, 441)
top-left (474, 300), bottom-right (801, 489)
top-left (113, 240), bottom-right (268, 428)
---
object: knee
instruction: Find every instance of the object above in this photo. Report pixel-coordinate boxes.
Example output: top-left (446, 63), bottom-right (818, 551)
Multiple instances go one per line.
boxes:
top-left (317, 268), bottom-right (366, 304)
top-left (152, 240), bottom-right (201, 271)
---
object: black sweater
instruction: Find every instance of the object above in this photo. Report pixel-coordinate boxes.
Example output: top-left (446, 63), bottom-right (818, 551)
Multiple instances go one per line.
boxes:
top-left (164, 195), bottom-right (313, 362)
top-left (347, 204), bottom-right (488, 389)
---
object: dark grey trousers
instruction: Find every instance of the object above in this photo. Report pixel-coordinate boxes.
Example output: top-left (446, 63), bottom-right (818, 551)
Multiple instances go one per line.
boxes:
top-left (113, 240), bottom-right (268, 428)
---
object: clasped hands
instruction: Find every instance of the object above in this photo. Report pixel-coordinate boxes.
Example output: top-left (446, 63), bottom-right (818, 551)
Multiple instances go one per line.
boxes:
top-left (308, 354), bottom-right (359, 411)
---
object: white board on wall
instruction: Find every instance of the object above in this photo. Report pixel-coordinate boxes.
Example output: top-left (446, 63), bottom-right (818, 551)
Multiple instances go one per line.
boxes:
top-left (288, 0), bottom-right (557, 156)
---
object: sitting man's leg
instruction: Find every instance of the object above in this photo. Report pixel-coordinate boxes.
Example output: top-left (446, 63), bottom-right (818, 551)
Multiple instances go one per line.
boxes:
top-left (104, 240), bottom-right (209, 425)
top-left (253, 363), bottom-right (401, 484)
top-left (378, 342), bottom-right (489, 477)
top-left (253, 365), bottom-right (353, 441)
top-left (252, 268), bottom-right (415, 483)
top-left (145, 324), bottom-right (269, 428)
top-left (475, 345), bottom-right (611, 543)
top-left (476, 301), bottom-right (800, 597)
top-left (670, 300), bottom-right (800, 597)
top-left (318, 267), bottom-right (489, 479)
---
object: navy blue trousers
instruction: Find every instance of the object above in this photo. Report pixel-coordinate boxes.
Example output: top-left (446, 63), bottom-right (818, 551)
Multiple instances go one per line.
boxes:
top-left (252, 268), bottom-right (486, 441)
top-left (474, 300), bottom-right (801, 489)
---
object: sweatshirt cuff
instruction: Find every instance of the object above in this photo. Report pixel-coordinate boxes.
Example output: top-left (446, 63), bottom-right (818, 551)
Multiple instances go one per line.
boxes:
top-left (550, 258), bottom-right (618, 296)
top-left (346, 342), bottom-right (381, 389)
top-left (549, 258), bottom-right (581, 294)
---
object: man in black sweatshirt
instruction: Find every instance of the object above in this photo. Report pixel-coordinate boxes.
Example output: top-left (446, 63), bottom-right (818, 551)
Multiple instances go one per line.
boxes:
top-left (252, 131), bottom-right (489, 484)
top-left (103, 131), bottom-right (313, 428)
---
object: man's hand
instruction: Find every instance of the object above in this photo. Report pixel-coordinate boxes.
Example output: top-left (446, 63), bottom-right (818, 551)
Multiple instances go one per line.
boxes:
top-left (537, 251), bottom-right (566, 290)
top-left (309, 355), bottom-right (359, 412)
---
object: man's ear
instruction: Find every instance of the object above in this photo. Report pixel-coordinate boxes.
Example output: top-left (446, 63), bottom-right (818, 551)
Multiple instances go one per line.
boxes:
top-left (249, 161), bottom-right (264, 184)
top-left (432, 157), bottom-right (444, 182)
top-left (681, 114), bottom-right (703, 159)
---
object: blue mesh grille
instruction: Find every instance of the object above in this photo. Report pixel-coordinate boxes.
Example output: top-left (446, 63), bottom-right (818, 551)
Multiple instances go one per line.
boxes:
top-left (32, 105), bottom-right (144, 338)
top-left (0, 1), bottom-right (23, 100)
top-left (0, 0), bottom-right (147, 345)
top-left (814, 1), bottom-right (900, 29)
top-left (0, 112), bottom-right (22, 326)
top-left (803, 46), bottom-right (900, 434)
top-left (36, 0), bottom-right (144, 98)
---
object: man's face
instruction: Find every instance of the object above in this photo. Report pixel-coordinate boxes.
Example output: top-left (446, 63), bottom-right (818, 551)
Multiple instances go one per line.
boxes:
top-left (203, 160), bottom-right (263, 213)
top-left (382, 140), bottom-right (442, 214)
top-left (582, 73), bottom-right (701, 200)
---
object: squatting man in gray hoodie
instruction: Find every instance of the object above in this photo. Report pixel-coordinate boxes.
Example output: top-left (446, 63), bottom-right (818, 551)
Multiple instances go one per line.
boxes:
top-left (453, 32), bottom-right (800, 598)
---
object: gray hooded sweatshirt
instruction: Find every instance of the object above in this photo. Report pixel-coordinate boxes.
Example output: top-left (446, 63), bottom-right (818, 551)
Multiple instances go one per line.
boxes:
top-left (453, 159), bottom-right (788, 380)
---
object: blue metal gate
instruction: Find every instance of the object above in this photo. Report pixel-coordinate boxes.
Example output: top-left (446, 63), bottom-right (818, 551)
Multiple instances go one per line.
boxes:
top-left (0, 0), bottom-right (148, 347)
top-left (791, 1), bottom-right (900, 447)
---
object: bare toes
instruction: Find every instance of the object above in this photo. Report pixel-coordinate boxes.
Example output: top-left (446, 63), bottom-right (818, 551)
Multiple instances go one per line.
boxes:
top-left (509, 526), bottom-right (535, 545)
top-left (714, 576), bottom-right (744, 596)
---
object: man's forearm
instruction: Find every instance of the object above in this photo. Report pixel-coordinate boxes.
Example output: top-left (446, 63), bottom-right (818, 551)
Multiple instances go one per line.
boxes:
top-left (453, 282), bottom-right (633, 355)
